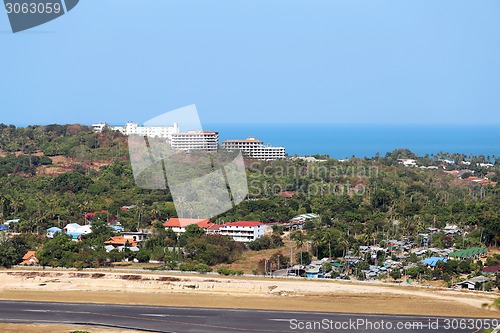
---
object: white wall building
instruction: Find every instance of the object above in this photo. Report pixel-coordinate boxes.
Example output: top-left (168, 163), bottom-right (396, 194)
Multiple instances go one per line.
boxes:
top-left (63, 223), bottom-right (92, 234)
top-left (222, 137), bottom-right (286, 160)
top-left (122, 231), bottom-right (148, 243)
top-left (211, 221), bottom-right (266, 242)
top-left (171, 130), bottom-right (219, 151)
top-left (397, 159), bottom-right (417, 167)
top-left (92, 122), bottom-right (180, 140)
top-left (92, 123), bottom-right (107, 132)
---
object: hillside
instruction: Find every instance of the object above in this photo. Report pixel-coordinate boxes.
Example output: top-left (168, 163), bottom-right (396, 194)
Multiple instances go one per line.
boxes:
top-left (0, 124), bottom-right (499, 280)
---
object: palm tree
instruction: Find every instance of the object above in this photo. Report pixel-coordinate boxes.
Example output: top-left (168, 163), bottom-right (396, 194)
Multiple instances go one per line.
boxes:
top-left (150, 208), bottom-right (160, 221)
top-left (9, 197), bottom-right (23, 216)
top-left (291, 231), bottom-right (306, 266)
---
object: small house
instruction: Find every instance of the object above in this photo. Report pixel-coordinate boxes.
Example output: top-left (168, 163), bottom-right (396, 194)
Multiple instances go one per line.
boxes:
top-left (20, 251), bottom-right (38, 266)
top-left (483, 264), bottom-right (500, 274)
top-left (46, 227), bottom-right (62, 238)
top-left (105, 236), bottom-right (138, 248)
top-left (454, 276), bottom-right (491, 290)
top-left (122, 231), bottom-right (148, 243)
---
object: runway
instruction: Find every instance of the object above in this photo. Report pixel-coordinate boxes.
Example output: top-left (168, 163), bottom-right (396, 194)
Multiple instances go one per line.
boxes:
top-left (0, 300), bottom-right (496, 332)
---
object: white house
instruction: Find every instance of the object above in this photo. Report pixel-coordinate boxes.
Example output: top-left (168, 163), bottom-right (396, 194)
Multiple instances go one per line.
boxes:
top-left (63, 223), bottom-right (92, 239)
top-left (397, 159), bottom-right (417, 167)
top-left (122, 231), bottom-right (148, 243)
top-left (454, 276), bottom-right (491, 290)
top-left (46, 227), bottom-right (62, 238)
top-left (4, 219), bottom-right (20, 226)
top-left (443, 224), bottom-right (461, 235)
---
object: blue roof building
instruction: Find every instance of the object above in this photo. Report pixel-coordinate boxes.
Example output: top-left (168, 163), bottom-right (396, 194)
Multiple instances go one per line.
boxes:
top-left (46, 227), bottom-right (62, 238)
top-left (421, 257), bottom-right (447, 267)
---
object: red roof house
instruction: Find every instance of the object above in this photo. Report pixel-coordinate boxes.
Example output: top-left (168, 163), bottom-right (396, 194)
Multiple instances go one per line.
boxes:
top-left (105, 236), bottom-right (138, 247)
top-left (278, 191), bottom-right (297, 199)
top-left (163, 218), bottom-right (211, 228)
top-left (20, 251), bottom-right (39, 266)
top-left (483, 264), bottom-right (500, 273)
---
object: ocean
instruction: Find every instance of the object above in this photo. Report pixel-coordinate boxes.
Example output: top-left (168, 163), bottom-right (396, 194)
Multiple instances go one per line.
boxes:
top-left (207, 124), bottom-right (500, 159)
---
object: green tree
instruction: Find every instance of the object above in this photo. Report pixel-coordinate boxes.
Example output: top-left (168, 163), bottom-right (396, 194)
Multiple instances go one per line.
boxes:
top-left (390, 268), bottom-right (402, 281)
top-left (0, 241), bottom-right (22, 267)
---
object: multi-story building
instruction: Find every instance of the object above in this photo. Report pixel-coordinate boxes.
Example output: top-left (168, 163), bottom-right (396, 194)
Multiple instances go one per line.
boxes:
top-left (163, 218), bottom-right (265, 242)
top-left (170, 130), bottom-right (219, 151)
top-left (92, 122), bottom-right (107, 132)
top-left (222, 137), bottom-right (285, 160)
top-left (209, 221), bottom-right (265, 242)
top-left (92, 122), bottom-right (180, 140)
top-left (163, 218), bottom-right (212, 234)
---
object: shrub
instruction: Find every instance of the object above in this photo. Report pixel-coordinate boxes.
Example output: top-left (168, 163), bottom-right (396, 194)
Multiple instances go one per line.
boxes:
top-left (217, 267), bottom-right (232, 276)
top-left (179, 262), bottom-right (196, 271)
top-left (217, 268), bottom-right (243, 276)
top-left (248, 235), bottom-right (283, 251)
top-left (194, 263), bottom-right (212, 273)
top-left (136, 250), bottom-right (151, 263)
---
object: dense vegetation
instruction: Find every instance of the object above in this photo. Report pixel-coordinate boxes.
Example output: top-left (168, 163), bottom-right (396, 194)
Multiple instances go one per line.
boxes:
top-left (0, 124), bottom-right (499, 278)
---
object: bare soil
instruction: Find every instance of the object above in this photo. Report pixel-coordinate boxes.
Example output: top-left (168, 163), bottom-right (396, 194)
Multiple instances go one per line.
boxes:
top-left (0, 269), bottom-right (497, 318)
top-left (0, 323), bottom-right (146, 332)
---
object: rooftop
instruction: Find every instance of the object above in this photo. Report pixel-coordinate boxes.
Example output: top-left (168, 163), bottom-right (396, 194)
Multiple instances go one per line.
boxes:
top-left (223, 221), bottom-right (263, 227)
top-left (163, 218), bottom-right (211, 228)
top-left (224, 137), bottom-right (263, 143)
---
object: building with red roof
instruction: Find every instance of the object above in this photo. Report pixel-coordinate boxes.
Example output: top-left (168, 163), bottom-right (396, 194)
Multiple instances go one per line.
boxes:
top-left (483, 264), bottom-right (500, 274)
top-left (105, 236), bottom-right (138, 248)
top-left (163, 218), bottom-right (267, 242)
top-left (163, 218), bottom-right (213, 233)
top-left (19, 251), bottom-right (38, 266)
top-left (278, 191), bottom-right (297, 199)
top-left (213, 221), bottom-right (266, 242)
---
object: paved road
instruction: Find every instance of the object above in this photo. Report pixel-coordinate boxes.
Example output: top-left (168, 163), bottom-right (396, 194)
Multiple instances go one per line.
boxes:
top-left (0, 300), bottom-right (497, 332)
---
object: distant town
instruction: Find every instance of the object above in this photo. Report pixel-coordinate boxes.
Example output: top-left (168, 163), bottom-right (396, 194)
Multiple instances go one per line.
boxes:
top-left (92, 121), bottom-right (286, 160)
top-left (0, 123), bottom-right (498, 317)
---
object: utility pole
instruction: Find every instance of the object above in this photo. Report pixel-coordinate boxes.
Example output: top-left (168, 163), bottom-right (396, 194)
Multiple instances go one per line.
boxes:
top-left (177, 234), bottom-right (182, 263)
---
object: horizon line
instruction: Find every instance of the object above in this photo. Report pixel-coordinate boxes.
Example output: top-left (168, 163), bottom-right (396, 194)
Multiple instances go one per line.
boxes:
top-left (4, 122), bottom-right (500, 128)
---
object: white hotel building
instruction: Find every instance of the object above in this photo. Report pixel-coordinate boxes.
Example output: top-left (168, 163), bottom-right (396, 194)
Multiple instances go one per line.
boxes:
top-left (222, 137), bottom-right (286, 160)
top-left (92, 122), bottom-right (180, 140)
top-left (163, 219), bottom-right (266, 243)
top-left (170, 130), bottom-right (219, 151)
top-left (209, 221), bottom-right (266, 243)
top-left (92, 123), bottom-right (219, 151)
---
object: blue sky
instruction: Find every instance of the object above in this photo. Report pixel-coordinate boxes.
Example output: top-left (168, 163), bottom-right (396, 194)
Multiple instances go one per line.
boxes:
top-left (1, 0), bottom-right (500, 126)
